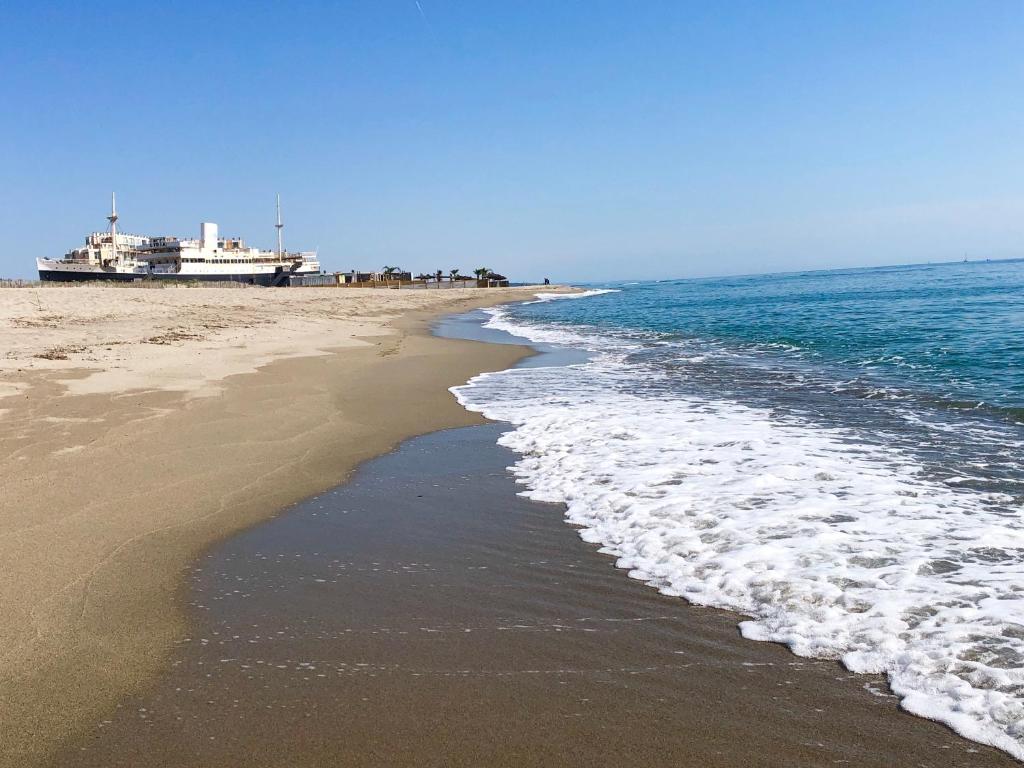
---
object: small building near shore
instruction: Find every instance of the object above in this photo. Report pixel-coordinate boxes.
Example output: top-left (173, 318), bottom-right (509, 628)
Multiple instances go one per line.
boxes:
top-left (477, 272), bottom-right (509, 287)
top-left (340, 270), bottom-right (375, 283)
top-left (370, 270), bottom-right (412, 282)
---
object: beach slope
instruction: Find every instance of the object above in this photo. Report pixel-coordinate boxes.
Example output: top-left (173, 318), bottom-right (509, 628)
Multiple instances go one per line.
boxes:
top-left (0, 285), bottom-right (546, 766)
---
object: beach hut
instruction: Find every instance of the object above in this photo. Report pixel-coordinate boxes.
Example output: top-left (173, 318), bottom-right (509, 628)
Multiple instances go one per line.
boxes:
top-left (475, 272), bottom-right (509, 288)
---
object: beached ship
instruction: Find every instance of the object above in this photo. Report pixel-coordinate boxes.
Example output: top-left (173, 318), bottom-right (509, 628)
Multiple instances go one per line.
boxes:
top-left (37, 194), bottom-right (321, 286)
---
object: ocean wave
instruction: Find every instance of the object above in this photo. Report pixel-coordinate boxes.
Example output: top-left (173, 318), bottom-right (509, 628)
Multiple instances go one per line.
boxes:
top-left (482, 302), bottom-right (648, 349)
top-left (453, 308), bottom-right (1024, 762)
top-left (526, 288), bottom-right (622, 304)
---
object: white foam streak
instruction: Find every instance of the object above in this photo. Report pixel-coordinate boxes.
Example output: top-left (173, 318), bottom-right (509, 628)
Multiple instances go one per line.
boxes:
top-left (453, 314), bottom-right (1024, 761)
top-left (526, 288), bottom-right (621, 304)
top-left (481, 299), bottom-right (641, 350)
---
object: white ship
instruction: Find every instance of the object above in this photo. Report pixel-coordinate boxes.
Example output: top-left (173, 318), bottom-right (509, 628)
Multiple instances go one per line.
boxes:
top-left (37, 194), bottom-right (321, 286)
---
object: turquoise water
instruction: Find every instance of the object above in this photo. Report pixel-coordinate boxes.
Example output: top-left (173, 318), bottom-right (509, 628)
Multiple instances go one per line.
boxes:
top-left (512, 260), bottom-right (1024, 497)
top-left (454, 260), bottom-right (1024, 759)
top-left (525, 260), bottom-right (1024, 414)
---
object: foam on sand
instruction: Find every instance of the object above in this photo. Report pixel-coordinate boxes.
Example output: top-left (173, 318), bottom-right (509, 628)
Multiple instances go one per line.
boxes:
top-left (453, 293), bottom-right (1024, 761)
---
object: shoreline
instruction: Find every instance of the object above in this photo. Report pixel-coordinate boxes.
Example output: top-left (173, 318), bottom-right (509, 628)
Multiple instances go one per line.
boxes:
top-left (0, 286), bottom-right (552, 767)
top-left (50, 422), bottom-right (1016, 767)
top-left (7, 286), bottom-right (1015, 765)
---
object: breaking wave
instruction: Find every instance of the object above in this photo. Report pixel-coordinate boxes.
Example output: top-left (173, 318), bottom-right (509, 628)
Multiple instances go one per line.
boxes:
top-left (453, 290), bottom-right (1024, 761)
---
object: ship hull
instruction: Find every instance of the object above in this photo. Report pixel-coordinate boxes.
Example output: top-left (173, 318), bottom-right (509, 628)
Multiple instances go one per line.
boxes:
top-left (38, 269), bottom-right (140, 283)
top-left (38, 265), bottom-right (314, 287)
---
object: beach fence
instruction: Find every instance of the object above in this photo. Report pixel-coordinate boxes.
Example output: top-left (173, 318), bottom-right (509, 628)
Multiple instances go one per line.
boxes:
top-left (286, 273), bottom-right (339, 287)
top-left (287, 273), bottom-right (478, 289)
top-left (286, 274), bottom-right (423, 288)
top-left (0, 279), bottom-right (256, 289)
top-left (0, 279), bottom-right (41, 288)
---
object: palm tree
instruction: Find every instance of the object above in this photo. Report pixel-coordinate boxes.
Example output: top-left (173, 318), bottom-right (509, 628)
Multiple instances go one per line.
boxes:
top-left (450, 268), bottom-right (461, 289)
top-left (473, 267), bottom-right (492, 285)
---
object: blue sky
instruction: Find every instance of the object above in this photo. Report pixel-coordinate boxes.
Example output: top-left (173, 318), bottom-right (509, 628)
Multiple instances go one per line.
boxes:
top-left (2, 1), bottom-right (1023, 282)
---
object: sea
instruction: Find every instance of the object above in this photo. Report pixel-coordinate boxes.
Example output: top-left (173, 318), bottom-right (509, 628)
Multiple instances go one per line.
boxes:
top-left (452, 259), bottom-right (1024, 760)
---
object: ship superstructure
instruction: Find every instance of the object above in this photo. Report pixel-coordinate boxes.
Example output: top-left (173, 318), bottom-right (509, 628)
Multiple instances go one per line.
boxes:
top-left (38, 195), bottom-right (321, 285)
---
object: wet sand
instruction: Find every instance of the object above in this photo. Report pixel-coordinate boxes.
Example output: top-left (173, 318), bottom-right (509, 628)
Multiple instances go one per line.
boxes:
top-left (52, 424), bottom-right (1016, 767)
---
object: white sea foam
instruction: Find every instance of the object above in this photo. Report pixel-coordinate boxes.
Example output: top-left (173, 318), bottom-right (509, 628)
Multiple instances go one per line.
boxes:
top-left (453, 302), bottom-right (1024, 761)
top-left (526, 288), bottom-right (621, 304)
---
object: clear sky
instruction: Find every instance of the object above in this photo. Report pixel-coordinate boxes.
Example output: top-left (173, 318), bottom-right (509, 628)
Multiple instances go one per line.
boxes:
top-left (2, 1), bottom-right (1023, 282)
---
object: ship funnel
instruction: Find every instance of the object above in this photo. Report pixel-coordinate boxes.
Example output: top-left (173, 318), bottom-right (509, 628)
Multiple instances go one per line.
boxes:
top-left (200, 222), bottom-right (219, 249)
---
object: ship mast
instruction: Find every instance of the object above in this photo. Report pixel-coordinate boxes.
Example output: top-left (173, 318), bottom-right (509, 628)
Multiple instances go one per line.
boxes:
top-left (107, 192), bottom-right (119, 262)
top-left (275, 193), bottom-right (284, 259)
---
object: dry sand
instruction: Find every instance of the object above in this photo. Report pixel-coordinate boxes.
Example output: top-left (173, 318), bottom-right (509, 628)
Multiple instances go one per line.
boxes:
top-left (0, 284), bottom-right (551, 767)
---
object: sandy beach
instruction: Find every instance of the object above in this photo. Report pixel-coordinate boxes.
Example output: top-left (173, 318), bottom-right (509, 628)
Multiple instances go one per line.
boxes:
top-left (0, 284), bottom-right (547, 767)
top-left (4, 284), bottom-right (1018, 767)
